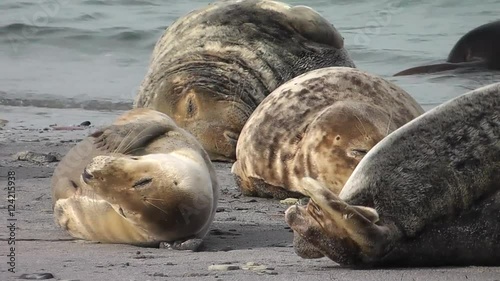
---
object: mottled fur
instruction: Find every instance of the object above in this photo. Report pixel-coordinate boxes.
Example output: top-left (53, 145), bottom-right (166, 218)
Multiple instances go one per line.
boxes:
top-left (286, 83), bottom-right (500, 266)
top-left (232, 67), bottom-right (424, 199)
top-left (134, 0), bottom-right (355, 161)
top-left (51, 109), bottom-right (219, 247)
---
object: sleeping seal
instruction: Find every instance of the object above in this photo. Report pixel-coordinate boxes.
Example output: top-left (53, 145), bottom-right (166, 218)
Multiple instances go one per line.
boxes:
top-left (394, 20), bottom-right (500, 76)
top-left (232, 67), bottom-right (423, 199)
top-left (134, 0), bottom-right (356, 162)
top-left (51, 109), bottom-right (219, 250)
top-left (286, 82), bottom-right (500, 266)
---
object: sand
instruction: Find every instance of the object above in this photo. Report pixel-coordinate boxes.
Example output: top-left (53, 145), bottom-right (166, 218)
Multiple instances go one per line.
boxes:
top-left (1, 107), bottom-right (499, 281)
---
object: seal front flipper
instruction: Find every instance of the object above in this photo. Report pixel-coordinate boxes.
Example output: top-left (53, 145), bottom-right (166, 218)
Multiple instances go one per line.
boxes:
top-left (286, 202), bottom-right (363, 265)
top-left (292, 177), bottom-right (394, 265)
top-left (91, 121), bottom-right (175, 154)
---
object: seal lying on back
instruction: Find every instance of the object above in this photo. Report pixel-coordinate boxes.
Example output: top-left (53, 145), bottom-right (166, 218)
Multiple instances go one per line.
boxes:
top-left (286, 82), bottom-right (500, 266)
top-left (134, 0), bottom-right (356, 162)
top-left (232, 67), bottom-right (424, 199)
top-left (51, 109), bottom-right (219, 250)
top-left (394, 20), bottom-right (500, 76)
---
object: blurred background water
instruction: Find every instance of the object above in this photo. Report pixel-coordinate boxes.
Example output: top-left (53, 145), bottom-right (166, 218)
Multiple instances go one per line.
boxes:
top-left (1, 0), bottom-right (499, 128)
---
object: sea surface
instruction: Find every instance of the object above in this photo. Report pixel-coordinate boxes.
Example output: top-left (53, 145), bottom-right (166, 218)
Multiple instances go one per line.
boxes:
top-left (1, 0), bottom-right (499, 129)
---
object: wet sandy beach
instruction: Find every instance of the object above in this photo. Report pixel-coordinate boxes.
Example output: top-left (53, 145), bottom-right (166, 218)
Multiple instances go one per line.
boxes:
top-left (0, 105), bottom-right (499, 281)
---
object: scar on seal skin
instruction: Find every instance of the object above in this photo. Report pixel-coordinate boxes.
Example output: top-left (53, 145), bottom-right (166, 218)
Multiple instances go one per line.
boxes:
top-left (394, 20), bottom-right (500, 76)
top-left (134, 0), bottom-right (356, 162)
top-left (232, 67), bottom-right (423, 200)
top-left (286, 82), bottom-right (500, 267)
top-left (51, 108), bottom-right (219, 251)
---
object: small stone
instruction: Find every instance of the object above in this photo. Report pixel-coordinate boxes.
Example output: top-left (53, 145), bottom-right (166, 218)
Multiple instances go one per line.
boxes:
top-left (80, 121), bottom-right (91, 126)
top-left (0, 119), bottom-right (8, 129)
top-left (151, 273), bottom-right (168, 277)
top-left (14, 151), bottom-right (60, 163)
top-left (242, 262), bottom-right (275, 273)
top-left (208, 264), bottom-right (241, 271)
top-left (280, 198), bottom-right (299, 205)
top-left (216, 207), bottom-right (226, 212)
top-left (220, 246), bottom-right (233, 252)
top-left (18, 273), bottom-right (55, 280)
top-left (258, 270), bottom-right (278, 275)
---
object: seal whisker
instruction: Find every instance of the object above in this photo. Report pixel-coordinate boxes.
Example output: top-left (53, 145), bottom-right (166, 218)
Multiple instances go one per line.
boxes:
top-left (385, 109), bottom-right (394, 136)
top-left (111, 128), bottom-right (135, 154)
top-left (144, 199), bottom-right (170, 216)
top-left (115, 127), bottom-right (147, 154)
top-left (116, 126), bottom-right (156, 155)
top-left (352, 111), bottom-right (369, 138)
top-left (143, 197), bottom-right (168, 202)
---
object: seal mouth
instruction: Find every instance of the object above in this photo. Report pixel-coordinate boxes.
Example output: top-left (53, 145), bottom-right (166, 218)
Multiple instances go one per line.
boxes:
top-left (82, 169), bottom-right (94, 184)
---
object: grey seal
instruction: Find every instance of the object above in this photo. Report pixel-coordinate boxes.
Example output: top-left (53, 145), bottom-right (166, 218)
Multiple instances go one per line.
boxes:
top-left (394, 20), bottom-right (500, 76)
top-left (134, 0), bottom-right (356, 162)
top-left (232, 67), bottom-right (423, 199)
top-left (51, 108), bottom-right (219, 250)
top-left (286, 82), bottom-right (500, 266)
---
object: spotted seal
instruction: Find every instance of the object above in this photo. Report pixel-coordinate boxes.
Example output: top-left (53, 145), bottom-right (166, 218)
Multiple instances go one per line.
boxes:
top-left (134, 0), bottom-right (356, 162)
top-left (286, 82), bottom-right (500, 266)
top-left (51, 108), bottom-right (219, 250)
top-left (232, 67), bottom-right (424, 199)
top-left (394, 20), bottom-right (500, 76)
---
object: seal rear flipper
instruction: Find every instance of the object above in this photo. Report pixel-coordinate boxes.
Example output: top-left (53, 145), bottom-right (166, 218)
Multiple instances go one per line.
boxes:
top-left (90, 121), bottom-right (176, 154)
top-left (393, 60), bottom-right (488, 76)
top-left (290, 177), bottom-right (395, 266)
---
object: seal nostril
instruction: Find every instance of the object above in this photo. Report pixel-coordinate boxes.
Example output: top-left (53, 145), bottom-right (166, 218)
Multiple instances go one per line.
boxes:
top-left (224, 131), bottom-right (239, 143)
top-left (82, 169), bottom-right (94, 184)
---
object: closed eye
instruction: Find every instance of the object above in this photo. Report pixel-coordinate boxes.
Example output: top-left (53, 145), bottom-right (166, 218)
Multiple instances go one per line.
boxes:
top-left (350, 148), bottom-right (369, 158)
top-left (132, 178), bottom-right (153, 188)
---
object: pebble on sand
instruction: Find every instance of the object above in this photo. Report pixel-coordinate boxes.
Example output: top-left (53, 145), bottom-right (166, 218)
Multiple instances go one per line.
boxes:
top-left (14, 151), bottom-right (60, 163)
top-left (208, 264), bottom-right (241, 271)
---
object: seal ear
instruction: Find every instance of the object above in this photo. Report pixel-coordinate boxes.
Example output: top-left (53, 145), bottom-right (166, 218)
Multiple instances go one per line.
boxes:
top-left (288, 6), bottom-right (344, 49)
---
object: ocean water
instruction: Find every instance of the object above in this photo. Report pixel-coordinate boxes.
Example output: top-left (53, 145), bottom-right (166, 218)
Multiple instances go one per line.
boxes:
top-left (1, 0), bottom-right (499, 128)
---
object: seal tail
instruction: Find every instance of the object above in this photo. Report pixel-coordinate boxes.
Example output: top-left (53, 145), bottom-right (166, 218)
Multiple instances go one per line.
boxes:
top-left (393, 60), bottom-right (488, 76)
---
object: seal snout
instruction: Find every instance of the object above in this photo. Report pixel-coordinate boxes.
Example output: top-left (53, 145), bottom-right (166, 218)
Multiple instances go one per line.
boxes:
top-left (83, 156), bottom-right (113, 183)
